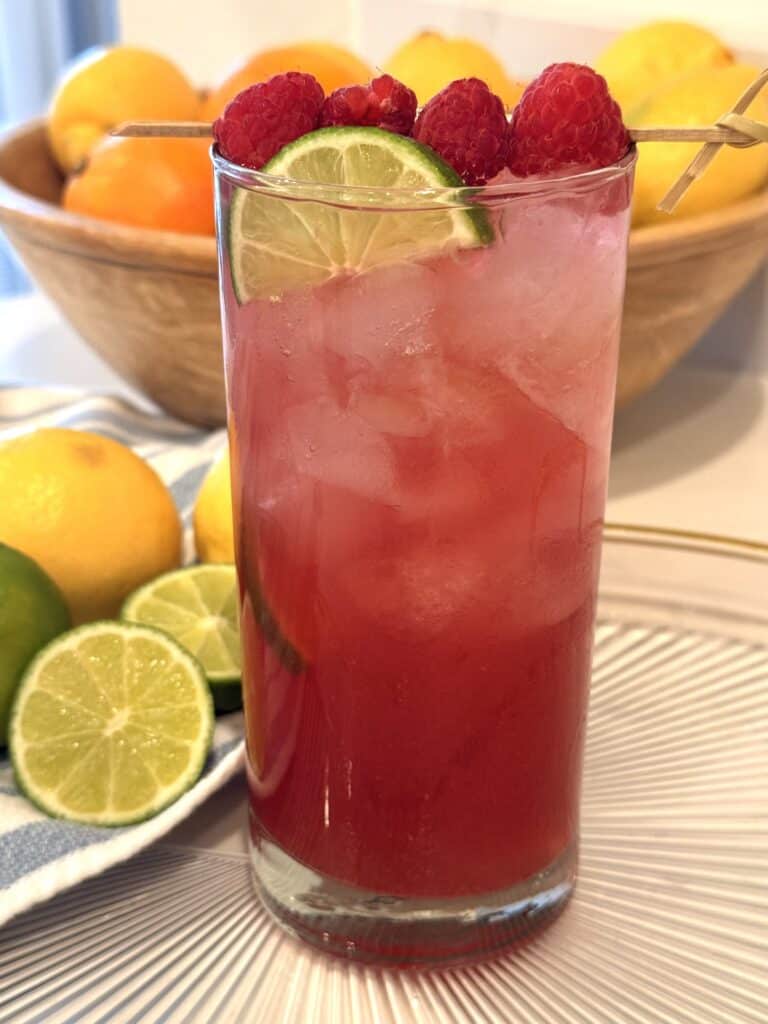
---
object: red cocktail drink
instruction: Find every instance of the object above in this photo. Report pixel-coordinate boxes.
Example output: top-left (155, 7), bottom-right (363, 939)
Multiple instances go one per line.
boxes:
top-left (215, 140), bottom-right (634, 962)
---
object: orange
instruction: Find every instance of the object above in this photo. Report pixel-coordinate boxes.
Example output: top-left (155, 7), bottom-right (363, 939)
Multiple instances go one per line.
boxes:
top-left (63, 136), bottom-right (214, 235)
top-left (386, 31), bottom-right (523, 108)
top-left (48, 45), bottom-right (200, 174)
top-left (202, 42), bottom-right (372, 119)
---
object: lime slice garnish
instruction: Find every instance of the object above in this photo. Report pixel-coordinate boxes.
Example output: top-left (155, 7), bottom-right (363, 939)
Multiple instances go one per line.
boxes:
top-left (228, 125), bottom-right (493, 301)
top-left (9, 622), bottom-right (214, 826)
top-left (121, 565), bottom-right (242, 712)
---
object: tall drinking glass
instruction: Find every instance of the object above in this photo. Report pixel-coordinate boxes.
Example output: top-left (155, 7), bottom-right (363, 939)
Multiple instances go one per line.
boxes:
top-left (214, 148), bottom-right (635, 965)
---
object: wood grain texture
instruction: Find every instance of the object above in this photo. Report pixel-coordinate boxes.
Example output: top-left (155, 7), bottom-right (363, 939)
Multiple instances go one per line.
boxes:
top-left (1, 119), bottom-right (767, 425)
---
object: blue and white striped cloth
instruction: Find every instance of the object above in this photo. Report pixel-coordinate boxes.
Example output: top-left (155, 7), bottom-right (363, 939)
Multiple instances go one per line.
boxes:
top-left (0, 386), bottom-right (245, 928)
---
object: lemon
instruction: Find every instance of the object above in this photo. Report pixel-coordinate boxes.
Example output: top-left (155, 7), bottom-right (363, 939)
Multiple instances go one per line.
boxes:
top-left (595, 21), bottom-right (732, 116)
top-left (9, 622), bottom-right (213, 826)
top-left (122, 564), bottom-right (242, 712)
top-left (0, 429), bottom-right (182, 624)
top-left (0, 544), bottom-right (71, 746)
top-left (194, 449), bottom-right (235, 563)
top-left (385, 31), bottom-right (524, 108)
top-left (48, 45), bottom-right (200, 173)
top-left (631, 64), bottom-right (768, 226)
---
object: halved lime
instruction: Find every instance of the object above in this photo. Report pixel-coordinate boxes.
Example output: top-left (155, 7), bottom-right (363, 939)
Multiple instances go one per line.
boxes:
top-left (121, 565), bottom-right (242, 712)
top-left (9, 622), bottom-right (214, 826)
top-left (228, 126), bottom-right (493, 302)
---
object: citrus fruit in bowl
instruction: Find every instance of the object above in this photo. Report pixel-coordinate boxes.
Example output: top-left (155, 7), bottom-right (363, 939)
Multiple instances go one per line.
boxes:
top-left (48, 45), bottom-right (201, 174)
top-left (595, 20), bottom-right (732, 117)
top-left (63, 136), bottom-right (214, 234)
top-left (385, 31), bottom-right (525, 108)
top-left (202, 42), bottom-right (372, 119)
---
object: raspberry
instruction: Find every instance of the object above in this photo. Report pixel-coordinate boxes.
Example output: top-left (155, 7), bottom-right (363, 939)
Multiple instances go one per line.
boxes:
top-left (508, 63), bottom-right (629, 176)
top-left (213, 72), bottom-right (324, 170)
top-left (319, 74), bottom-right (417, 135)
top-left (412, 78), bottom-right (509, 186)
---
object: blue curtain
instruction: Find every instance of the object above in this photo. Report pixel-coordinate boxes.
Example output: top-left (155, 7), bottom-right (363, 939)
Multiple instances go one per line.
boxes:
top-left (0, 0), bottom-right (118, 295)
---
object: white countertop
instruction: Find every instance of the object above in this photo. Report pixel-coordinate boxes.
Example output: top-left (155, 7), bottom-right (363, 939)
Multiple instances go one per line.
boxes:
top-left (2, 290), bottom-right (767, 858)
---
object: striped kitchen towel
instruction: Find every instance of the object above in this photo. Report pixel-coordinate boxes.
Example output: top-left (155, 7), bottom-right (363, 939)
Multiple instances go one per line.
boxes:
top-left (0, 386), bottom-right (245, 928)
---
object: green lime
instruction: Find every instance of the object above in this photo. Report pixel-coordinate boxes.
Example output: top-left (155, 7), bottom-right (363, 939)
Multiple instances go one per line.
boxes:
top-left (121, 565), bottom-right (242, 712)
top-left (0, 543), bottom-right (71, 747)
top-left (9, 622), bottom-right (214, 825)
top-left (228, 125), bottom-right (493, 301)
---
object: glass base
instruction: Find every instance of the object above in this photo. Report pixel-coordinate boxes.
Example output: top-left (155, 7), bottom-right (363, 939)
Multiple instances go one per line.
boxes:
top-left (250, 822), bottom-right (577, 967)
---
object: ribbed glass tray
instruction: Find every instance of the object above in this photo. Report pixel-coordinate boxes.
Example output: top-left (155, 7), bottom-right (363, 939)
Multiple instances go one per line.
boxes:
top-left (1, 526), bottom-right (766, 1024)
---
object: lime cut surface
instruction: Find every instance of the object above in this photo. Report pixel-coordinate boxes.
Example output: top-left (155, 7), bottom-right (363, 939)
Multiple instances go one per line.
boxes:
top-left (228, 126), bottom-right (492, 301)
top-left (9, 622), bottom-right (214, 826)
top-left (122, 564), bottom-right (241, 711)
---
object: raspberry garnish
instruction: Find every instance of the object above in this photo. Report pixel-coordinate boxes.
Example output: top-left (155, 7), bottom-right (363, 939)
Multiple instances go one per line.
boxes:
top-left (213, 72), bottom-right (325, 170)
top-left (508, 63), bottom-right (629, 176)
top-left (412, 78), bottom-right (509, 186)
top-left (319, 74), bottom-right (417, 135)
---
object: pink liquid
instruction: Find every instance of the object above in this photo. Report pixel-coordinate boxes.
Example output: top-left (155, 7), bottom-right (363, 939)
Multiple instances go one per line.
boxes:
top-left (222, 181), bottom-right (630, 899)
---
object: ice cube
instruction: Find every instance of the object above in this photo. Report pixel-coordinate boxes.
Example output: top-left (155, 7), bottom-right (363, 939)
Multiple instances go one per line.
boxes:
top-left (228, 289), bottom-right (333, 460)
top-left (351, 357), bottom-right (509, 449)
top-left (338, 539), bottom-right (488, 637)
top-left (271, 397), bottom-right (396, 504)
top-left (434, 191), bottom-right (629, 444)
top-left (321, 262), bottom-right (442, 372)
top-left (394, 447), bottom-right (494, 533)
top-left (348, 388), bottom-right (431, 438)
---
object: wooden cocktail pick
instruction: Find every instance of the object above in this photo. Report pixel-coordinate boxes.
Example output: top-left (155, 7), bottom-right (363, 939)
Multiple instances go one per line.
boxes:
top-left (654, 66), bottom-right (768, 212)
top-left (114, 122), bottom-right (213, 138)
top-left (112, 67), bottom-right (768, 214)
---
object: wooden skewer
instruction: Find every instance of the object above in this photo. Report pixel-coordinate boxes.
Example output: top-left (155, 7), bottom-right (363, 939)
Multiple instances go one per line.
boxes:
top-left (111, 120), bottom-right (762, 146)
top-left (112, 66), bottom-right (768, 214)
top-left (656, 67), bottom-right (768, 212)
top-left (113, 121), bottom-right (214, 138)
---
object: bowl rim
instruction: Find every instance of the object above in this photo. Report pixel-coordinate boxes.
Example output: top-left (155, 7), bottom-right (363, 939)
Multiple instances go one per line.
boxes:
top-left (1, 116), bottom-right (768, 273)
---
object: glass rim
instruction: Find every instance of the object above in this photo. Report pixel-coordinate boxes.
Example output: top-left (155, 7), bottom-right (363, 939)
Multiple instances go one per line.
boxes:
top-left (211, 144), bottom-right (637, 208)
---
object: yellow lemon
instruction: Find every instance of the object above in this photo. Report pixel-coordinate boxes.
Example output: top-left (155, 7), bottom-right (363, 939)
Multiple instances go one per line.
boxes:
top-left (595, 21), bottom-right (732, 117)
top-left (48, 45), bottom-right (200, 173)
top-left (0, 429), bottom-right (182, 623)
top-left (631, 63), bottom-right (768, 226)
top-left (194, 450), bottom-right (234, 563)
top-left (385, 31), bottom-right (524, 108)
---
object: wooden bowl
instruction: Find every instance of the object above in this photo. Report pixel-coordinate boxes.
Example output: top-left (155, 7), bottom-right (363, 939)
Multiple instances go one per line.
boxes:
top-left (0, 121), bottom-right (222, 426)
top-left (1, 119), bottom-right (768, 426)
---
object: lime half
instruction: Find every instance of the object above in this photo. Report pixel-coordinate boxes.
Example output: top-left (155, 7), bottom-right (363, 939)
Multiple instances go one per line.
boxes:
top-left (122, 565), bottom-right (242, 712)
top-left (9, 622), bottom-right (214, 826)
top-left (228, 126), bottom-right (493, 301)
